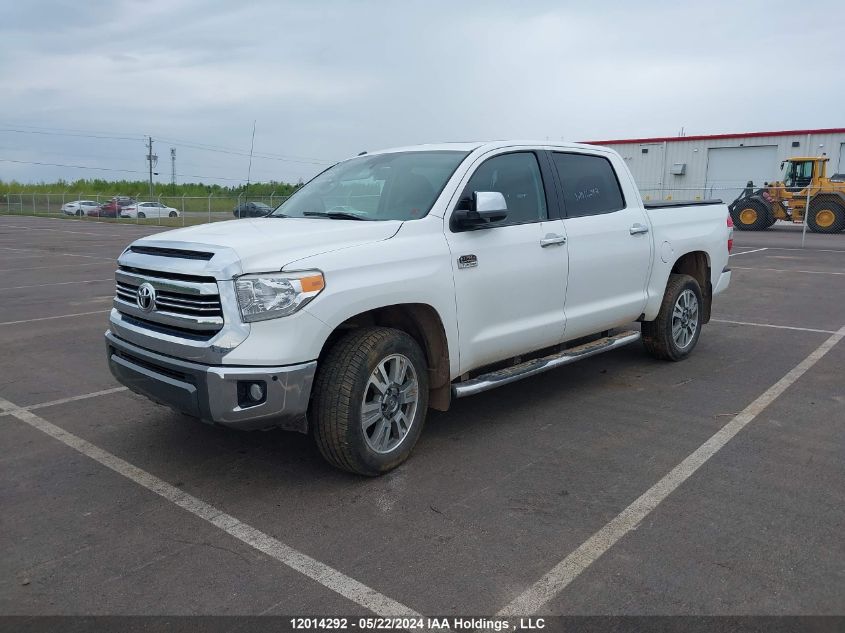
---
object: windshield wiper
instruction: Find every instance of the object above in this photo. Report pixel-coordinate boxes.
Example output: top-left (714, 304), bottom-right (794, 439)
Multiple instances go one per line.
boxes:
top-left (302, 210), bottom-right (370, 221)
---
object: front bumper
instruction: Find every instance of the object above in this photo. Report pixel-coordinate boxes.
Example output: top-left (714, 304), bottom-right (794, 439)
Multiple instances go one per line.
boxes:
top-left (105, 330), bottom-right (315, 432)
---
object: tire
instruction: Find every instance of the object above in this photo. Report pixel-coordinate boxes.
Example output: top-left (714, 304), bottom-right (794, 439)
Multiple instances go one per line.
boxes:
top-left (76, 209), bottom-right (83, 216)
top-left (168, 211), bottom-right (177, 218)
top-left (137, 212), bottom-right (146, 219)
top-left (642, 273), bottom-right (704, 362)
top-left (311, 327), bottom-right (429, 476)
top-left (806, 196), bottom-right (845, 234)
top-left (730, 199), bottom-right (770, 230)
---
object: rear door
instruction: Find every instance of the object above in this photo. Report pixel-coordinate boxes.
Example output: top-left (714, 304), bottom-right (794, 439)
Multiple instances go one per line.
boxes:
top-left (445, 150), bottom-right (568, 373)
top-left (550, 150), bottom-right (652, 340)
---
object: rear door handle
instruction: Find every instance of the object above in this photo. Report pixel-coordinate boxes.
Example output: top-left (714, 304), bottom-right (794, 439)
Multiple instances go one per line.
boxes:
top-left (540, 233), bottom-right (567, 247)
top-left (630, 223), bottom-right (649, 235)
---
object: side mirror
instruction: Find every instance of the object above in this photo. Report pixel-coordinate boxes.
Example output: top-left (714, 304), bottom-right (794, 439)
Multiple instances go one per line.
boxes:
top-left (452, 191), bottom-right (508, 229)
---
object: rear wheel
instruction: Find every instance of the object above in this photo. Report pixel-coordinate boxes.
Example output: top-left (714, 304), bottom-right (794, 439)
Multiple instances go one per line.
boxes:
top-left (137, 211), bottom-right (146, 219)
top-left (730, 199), bottom-right (770, 230)
top-left (642, 274), bottom-right (703, 362)
top-left (806, 196), bottom-right (845, 234)
top-left (311, 327), bottom-right (428, 476)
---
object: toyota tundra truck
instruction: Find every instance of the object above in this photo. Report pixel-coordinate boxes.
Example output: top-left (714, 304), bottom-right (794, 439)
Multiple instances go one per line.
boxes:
top-left (105, 141), bottom-right (733, 475)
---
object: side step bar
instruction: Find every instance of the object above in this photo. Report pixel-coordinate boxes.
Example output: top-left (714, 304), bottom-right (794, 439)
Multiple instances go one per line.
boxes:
top-left (452, 330), bottom-right (641, 398)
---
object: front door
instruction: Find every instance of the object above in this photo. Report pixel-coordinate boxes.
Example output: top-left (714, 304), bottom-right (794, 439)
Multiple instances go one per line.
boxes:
top-left (445, 151), bottom-right (568, 373)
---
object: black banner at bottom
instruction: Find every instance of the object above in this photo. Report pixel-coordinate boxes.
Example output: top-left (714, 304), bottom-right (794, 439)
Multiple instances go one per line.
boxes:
top-left (1, 616), bottom-right (843, 633)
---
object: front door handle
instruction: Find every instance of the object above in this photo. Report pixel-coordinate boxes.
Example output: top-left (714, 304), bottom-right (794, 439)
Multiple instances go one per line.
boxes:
top-left (540, 233), bottom-right (567, 247)
top-left (630, 223), bottom-right (649, 235)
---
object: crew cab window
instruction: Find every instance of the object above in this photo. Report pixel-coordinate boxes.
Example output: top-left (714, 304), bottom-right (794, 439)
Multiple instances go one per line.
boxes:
top-left (552, 152), bottom-right (625, 217)
top-left (460, 152), bottom-right (547, 225)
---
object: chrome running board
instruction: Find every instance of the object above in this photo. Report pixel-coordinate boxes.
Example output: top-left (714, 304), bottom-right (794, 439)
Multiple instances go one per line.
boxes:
top-left (452, 330), bottom-right (641, 398)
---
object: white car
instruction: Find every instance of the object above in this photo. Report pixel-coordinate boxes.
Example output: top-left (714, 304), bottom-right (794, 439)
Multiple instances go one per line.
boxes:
top-left (61, 200), bottom-right (100, 216)
top-left (106, 140), bottom-right (732, 475)
top-left (121, 202), bottom-right (180, 219)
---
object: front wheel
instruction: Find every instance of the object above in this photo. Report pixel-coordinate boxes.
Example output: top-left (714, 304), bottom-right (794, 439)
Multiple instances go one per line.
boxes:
top-left (642, 273), bottom-right (703, 361)
top-left (76, 209), bottom-right (83, 216)
top-left (311, 327), bottom-right (429, 476)
top-left (730, 199), bottom-right (770, 230)
top-left (168, 211), bottom-right (177, 218)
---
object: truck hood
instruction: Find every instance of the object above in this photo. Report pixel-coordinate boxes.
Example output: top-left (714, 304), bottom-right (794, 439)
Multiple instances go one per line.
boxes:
top-left (132, 218), bottom-right (402, 275)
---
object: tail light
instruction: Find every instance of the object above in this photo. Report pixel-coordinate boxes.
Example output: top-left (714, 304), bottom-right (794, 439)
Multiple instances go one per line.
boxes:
top-left (726, 215), bottom-right (734, 254)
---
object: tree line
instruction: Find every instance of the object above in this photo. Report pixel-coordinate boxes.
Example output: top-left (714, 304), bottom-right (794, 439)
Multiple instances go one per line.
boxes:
top-left (0, 178), bottom-right (302, 196)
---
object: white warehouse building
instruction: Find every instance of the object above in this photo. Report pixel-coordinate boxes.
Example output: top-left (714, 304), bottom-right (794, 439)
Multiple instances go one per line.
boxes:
top-left (588, 127), bottom-right (845, 204)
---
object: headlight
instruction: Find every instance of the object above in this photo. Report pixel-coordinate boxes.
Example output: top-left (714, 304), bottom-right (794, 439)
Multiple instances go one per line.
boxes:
top-left (235, 271), bottom-right (325, 322)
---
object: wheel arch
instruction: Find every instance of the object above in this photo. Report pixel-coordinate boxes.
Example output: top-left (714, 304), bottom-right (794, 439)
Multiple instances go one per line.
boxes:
top-left (810, 191), bottom-right (845, 206)
top-left (318, 303), bottom-right (452, 411)
top-left (670, 251), bottom-right (712, 324)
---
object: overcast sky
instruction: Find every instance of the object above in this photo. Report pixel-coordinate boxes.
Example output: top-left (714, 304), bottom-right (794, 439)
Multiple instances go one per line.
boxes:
top-left (1, 0), bottom-right (842, 186)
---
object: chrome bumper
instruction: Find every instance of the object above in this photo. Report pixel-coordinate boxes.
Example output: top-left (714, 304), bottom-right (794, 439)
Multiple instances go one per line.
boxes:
top-left (105, 331), bottom-right (315, 432)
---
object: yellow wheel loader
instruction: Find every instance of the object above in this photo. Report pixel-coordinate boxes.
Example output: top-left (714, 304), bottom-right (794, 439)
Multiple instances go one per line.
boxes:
top-left (728, 157), bottom-right (845, 233)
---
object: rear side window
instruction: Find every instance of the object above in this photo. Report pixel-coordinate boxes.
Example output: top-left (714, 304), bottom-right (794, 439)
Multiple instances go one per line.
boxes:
top-left (551, 152), bottom-right (625, 217)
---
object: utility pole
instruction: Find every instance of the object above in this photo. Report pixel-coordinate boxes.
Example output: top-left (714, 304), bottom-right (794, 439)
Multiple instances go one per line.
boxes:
top-left (244, 120), bottom-right (256, 200)
top-left (170, 147), bottom-right (176, 186)
top-left (146, 136), bottom-right (158, 198)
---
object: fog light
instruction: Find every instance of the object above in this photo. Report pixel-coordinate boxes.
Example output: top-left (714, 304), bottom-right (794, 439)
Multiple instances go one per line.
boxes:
top-left (249, 383), bottom-right (264, 402)
top-left (237, 380), bottom-right (267, 408)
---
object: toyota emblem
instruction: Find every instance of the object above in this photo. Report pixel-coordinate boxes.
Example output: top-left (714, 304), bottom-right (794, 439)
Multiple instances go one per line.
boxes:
top-left (136, 282), bottom-right (156, 313)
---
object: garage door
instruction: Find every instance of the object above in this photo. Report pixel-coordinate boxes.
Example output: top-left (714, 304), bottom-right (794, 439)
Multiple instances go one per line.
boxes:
top-left (705, 145), bottom-right (779, 204)
top-left (837, 142), bottom-right (845, 176)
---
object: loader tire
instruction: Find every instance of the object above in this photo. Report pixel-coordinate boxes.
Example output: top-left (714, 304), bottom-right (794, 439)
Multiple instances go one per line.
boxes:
top-left (311, 327), bottom-right (429, 476)
top-left (806, 196), bottom-right (845, 234)
top-left (642, 274), bottom-right (703, 362)
top-left (730, 199), bottom-right (770, 230)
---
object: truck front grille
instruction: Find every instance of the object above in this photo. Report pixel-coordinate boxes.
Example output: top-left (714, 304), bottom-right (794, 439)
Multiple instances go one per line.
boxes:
top-left (113, 267), bottom-right (224, 334)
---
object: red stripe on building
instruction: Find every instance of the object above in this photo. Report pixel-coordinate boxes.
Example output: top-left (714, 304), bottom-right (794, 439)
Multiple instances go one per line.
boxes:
top-left (584, 128), bottom-right (845, 146)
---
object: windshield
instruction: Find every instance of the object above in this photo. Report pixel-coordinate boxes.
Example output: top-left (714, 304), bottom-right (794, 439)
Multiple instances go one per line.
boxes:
top-left (271, 150), bottom-right (468, 221)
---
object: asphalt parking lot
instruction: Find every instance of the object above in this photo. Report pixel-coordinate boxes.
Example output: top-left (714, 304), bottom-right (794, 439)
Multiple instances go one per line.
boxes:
top-left (1, 215), bottom-right (843, 617)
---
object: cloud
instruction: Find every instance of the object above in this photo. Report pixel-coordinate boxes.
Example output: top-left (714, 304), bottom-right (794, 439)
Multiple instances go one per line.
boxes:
top-left (1, 0), bottom-right (842, 184)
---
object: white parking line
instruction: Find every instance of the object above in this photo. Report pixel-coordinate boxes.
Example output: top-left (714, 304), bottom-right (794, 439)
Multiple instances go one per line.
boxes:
top-left (729, 248), bottom-right (768, 257)
top-left (0, 246), bottom-right (113, 261)
top-left (732, 266), bottom-right (845, 276)
top-left (0, 395), bottom-right (419, 617)
top-left (0, 261), bottom-right (112, 272)
top-left (0, 222), bottom-right (167, 237)
top-left (0, 310), bottom-right (109, 327)
top-left (498, 324), bottom-right (845, 616)
top-left (712, 319), bottom-right (837, 334)
top-left (765, 247), bottom-right (845, 254)
top-left (0, 279), bottom-right (113, 291)
top-left (24, 387), bottom-right (129, 412)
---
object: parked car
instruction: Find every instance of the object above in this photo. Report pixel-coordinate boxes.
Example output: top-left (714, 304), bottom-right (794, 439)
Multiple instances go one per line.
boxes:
top-left (89, 203), bottom-right (119, 218)
top-left (120, 202), bottom-right (180, 219)
top-left (233, 201), bottom-right (274, 218)
top-left (90, 197), bottom-right (136, 218)
top-left (106, 141), bottom-right (732, 476)
top-left (61, 200), bottom-right (100, 216)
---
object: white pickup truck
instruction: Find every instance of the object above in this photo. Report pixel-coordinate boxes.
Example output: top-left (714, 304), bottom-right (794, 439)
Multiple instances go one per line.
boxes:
top-left (106, 141), bottom-right (732, 475)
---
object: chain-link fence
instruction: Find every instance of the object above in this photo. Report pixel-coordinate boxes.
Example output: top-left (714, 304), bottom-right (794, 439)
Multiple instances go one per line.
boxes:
top-left (2, 182), bottom-right (843, 239)
top-left (0, 192), bottom-right (291, 227)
